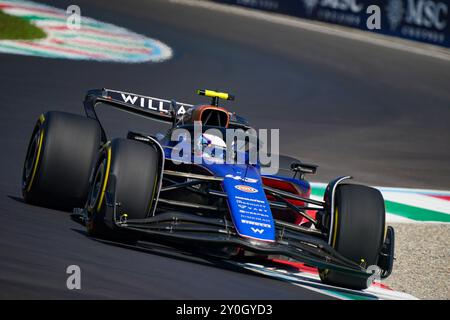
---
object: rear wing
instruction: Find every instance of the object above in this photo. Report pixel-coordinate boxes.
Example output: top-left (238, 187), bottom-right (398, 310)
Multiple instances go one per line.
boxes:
top-left (84, 88), bottom-right (250, 141)
top-left (84, 88), bottom-right (193, 123)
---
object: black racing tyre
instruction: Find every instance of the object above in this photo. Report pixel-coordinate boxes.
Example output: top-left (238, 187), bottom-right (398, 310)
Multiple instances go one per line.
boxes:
top-left (319, 184), bottom-right (385, 290)
top-left (86, 138), bottom-right (160, 243)
top-left (22, 111), bottom-right (101, 209)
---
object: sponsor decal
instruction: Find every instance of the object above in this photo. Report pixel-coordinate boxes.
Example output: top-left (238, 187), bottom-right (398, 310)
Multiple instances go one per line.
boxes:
top-left (225, 174), bottom-right (258, 183)
top-left (404, 0), bottom-right (448, 30)
top-left (121, 93), bottom-right (169, 113)
top-left (302, 0), bottom-right (364, 26)
top-left (222, 166), bottom-right (275, 241)
top-left (304, 0), bottom-right (358, 13)
top-left (241, 219), bottom-right (272, 228)
top-left (115, 92), bottom-right (190, 115)
top-left (218, 0), bottom-right (450, 47)
top-left (250, 227), bottom-right (265, 234)
top-left (387, 0), bottom-right (449, 44)
top-left (236, 0), bottom-right (279, 10)
top-left (235, 195), bottom-right (265, 203)
top-left (235, 184), bottom-right (258, 193)
top-left (311, 0), bottom-right (364, 13)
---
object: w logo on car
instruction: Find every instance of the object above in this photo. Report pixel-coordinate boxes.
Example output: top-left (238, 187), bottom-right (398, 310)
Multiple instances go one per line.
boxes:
top-left (251, 227), bottom-right (264, 234)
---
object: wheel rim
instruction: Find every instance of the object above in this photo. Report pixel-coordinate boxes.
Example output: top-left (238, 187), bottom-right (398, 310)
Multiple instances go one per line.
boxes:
top-left (22, 126), bottom-right (43, 190)
top-left (87, 157), bottom-right (107, 212)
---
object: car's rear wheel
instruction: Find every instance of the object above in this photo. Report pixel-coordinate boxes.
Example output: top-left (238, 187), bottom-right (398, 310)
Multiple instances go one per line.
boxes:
top-left (319, 184), bottom-right (385, 290)
top-left (22, 111), bottom-right (101, 209)
top-left (86, 138), bottom-right (161, 243)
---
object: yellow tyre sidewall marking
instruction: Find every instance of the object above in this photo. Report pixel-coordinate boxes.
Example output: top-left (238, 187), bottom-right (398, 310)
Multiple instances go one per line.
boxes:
top-left (331, 207), bottom-right (339, 248)
top-left (147, 172), bottom-right (159, 215)
top-left (96, 143), bottom-right (112, 212)
top-left (320, 207), bottom-right (339, 280)
top-left (26, 114), bottom-right (45, 192)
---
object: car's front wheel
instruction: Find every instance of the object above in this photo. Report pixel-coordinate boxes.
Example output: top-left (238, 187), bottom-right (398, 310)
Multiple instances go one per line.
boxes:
top-left (86, 138), bottom-right (161, 243)
top-left (319, 184), bottom-right (385, 290)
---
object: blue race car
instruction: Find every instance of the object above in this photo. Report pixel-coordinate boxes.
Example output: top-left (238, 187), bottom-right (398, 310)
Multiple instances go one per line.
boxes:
top-left (22, 89), bottom-right (395, 290)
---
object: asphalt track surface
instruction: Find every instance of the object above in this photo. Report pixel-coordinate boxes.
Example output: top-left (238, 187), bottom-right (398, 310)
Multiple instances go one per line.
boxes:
top-left (0, 0), bottom-right (449, 299)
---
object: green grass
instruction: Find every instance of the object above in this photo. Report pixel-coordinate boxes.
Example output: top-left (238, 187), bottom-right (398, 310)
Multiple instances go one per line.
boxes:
top-left (0, 10), bottom-right (46, 40)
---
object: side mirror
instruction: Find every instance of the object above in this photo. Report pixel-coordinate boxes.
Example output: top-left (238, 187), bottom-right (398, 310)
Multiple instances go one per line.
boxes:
top-left (290, 161), bottom-right (318, 179)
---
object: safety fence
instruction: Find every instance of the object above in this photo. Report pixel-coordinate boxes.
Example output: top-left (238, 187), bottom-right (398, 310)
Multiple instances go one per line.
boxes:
top-left (212, 0), bottom-right (450, 48)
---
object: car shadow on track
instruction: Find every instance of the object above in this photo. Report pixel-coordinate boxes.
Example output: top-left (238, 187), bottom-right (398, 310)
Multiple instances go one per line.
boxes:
top-left (69, 226), bottom-right (268, 280)
top-left (74, 231), bottom-right (386, 300)
top-left (8, 195), bottom-right (26, 204)
top-left (7, 194), bottom-right (333, 291)
top-left (7, 193), bottom-right (266, 278)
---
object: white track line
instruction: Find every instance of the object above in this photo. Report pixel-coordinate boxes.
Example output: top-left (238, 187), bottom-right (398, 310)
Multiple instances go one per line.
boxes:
top-left (374, 186), bottom-right (450, 196)
top-left (237, 262), bottom-right (418, 300)
top-left (310, 183), bottom-right (450, 223)
top-left (169, 0), bottom-right (450, 62)
top-left (386, 213), bottom-right (415, 223)
top-left (382, 192), bottom-right (450, 215)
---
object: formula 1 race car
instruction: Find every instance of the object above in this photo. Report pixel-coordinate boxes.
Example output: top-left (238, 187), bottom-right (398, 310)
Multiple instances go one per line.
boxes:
top-left (21, 88), bottom-right (395, 290)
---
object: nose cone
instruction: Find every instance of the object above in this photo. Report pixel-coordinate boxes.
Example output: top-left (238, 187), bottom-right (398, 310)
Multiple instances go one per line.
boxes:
top-left (208, 164), bottom-right (276, 242)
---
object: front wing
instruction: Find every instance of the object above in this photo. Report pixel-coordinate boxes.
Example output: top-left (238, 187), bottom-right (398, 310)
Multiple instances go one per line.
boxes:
top-left (90, 174), bottom-right (373, 281)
